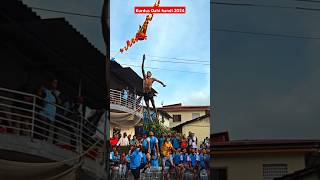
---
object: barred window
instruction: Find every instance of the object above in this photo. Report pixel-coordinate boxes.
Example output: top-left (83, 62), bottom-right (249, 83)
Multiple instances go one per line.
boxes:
top-left (263, 164), bottom-right (288, 180)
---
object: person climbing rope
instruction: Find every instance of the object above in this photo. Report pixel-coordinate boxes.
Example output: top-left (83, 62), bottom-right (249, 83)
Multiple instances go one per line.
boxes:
top-left (141, 54), bottom-right (166, 120)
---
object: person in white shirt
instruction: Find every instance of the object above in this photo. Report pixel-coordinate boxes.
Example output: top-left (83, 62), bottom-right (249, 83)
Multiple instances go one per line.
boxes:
top-left (191, 133), bottom-right (198, 149)
top-left (117, 132), bottom-right (130, 146)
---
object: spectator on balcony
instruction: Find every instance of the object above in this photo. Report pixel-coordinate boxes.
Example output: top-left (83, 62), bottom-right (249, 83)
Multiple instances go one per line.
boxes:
top-left (117, 132), bottom-right (129, 146)
top-left (35, 78), bottom-right (61, 141)
top-left (122, 86), bottom-right (129, 107)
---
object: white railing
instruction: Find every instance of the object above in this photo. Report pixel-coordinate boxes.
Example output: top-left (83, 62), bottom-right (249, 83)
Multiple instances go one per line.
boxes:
top-left (0, 87), bottom-right (106, 162)
top-left (110, 89), bottom-right (142, 111)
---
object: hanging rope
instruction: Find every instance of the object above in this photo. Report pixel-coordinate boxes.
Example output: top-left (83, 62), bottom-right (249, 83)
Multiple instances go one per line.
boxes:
top-left (111, 0), bottom-right (160, 60)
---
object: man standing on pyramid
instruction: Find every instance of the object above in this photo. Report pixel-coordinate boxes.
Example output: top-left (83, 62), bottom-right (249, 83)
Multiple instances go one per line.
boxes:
top-left (142, 54), bottom-right (166, 120)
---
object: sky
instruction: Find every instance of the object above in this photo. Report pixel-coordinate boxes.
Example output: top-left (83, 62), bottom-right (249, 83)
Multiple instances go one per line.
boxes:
top-left (21, 0), bottom-right (211, 107)
top-left (212, 0), bottom-right (320, 139)
top-left (110, 0), bottom-right (210, 106)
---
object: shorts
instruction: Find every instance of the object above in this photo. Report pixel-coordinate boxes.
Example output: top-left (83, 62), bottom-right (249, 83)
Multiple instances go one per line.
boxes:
top-left (150, 149), bottom-right (157, 159)
top-left (131, 168), bottom-right (140, 179)
top-left (143, 92), bottom-right (154, 102)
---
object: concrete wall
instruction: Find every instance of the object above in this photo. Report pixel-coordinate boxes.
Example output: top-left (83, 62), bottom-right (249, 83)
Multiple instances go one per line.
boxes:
top-left (168, 110), bottom-right (207, 127)
top-left (181, 117), bottom-right (210, 145)
top-left (212, 154), bottom-right (306, 180)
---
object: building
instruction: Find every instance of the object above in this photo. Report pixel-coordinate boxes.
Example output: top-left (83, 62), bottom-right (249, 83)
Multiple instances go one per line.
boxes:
top-left (211, 132), bottom-right (320, 180)
top-left (159, 103), bottom-right (210, 145)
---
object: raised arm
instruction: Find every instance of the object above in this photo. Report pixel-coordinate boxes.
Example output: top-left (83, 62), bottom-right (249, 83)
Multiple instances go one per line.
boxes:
top-left (142, 54), bottom-right (146, 79)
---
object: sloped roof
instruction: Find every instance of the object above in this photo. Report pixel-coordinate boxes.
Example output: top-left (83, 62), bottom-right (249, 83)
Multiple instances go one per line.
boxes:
top-left (159, 103), bottom-right (210, 112)
top-left (213, 139), bottom-right (320, 154)
top-left (0, 18), bottom-right (107, 108)
top-left (172, 114), bottom-right (210, 129)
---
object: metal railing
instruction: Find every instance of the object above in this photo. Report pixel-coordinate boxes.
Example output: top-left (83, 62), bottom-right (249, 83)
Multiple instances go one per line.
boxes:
top-left (110, 89), bottom-right (142, 111)
top-left (0, 87), bottom-right (106, 161)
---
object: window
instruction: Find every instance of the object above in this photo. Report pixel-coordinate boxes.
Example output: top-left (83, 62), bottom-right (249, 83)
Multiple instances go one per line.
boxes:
top-left (212, 168), bottom-right (227, 180)
top-left (172, 114), bottom-right (181, 122)
top-left (263, 164), bottom-right (288, 180)
top-left (192, 113), bottom-right (200, 119)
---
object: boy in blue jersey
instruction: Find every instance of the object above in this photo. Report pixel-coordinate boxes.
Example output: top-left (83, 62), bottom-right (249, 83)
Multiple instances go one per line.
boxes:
top-left (174, 148), bottom-right (184, 180)
top-left (189, 148), bottom-right (200, 180)
top-left (181, 148), bottom-right (191, 176)
top-left (112, 150), bottom-right (120, 166)
top-left (171, 133), bottom-right (180, 150)
top-left (130, 145), bottom-right (143, 180)
top-left (147, 131), bottom-right (159, 159)
top-left (199, 149), bottom-right (209, 178)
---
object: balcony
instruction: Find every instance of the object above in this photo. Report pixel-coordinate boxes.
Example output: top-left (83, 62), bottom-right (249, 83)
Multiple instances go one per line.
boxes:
top-left (110, 89), bottom-right (143, 127)
top-left (0, 87), bottom-right (107, 179)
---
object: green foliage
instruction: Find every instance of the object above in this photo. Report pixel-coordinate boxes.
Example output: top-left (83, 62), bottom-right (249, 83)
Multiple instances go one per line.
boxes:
top-left (143, 116), bottom-right (174, 137)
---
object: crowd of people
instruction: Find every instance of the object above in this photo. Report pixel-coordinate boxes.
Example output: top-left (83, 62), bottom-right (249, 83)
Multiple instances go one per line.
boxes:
top-left (110, 131), bottom-right (210, 180)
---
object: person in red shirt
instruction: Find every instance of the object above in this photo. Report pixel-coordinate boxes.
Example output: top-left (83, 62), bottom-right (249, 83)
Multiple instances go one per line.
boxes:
top-left (110, 134), bottom-right (119, 146)
top-left (181, 134), bottom-right (188, 149)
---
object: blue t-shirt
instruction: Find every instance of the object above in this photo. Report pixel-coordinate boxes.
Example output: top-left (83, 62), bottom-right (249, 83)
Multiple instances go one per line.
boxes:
top-left (174, 153), bottom-right (182, 165)
top-left (122, 89), bottom-right (129, 100)
top-left (40, 88), bottom-right (57, 121)
top-left (110, 151), bottom-right (114, 160)
top-left (182, 153), bottom-right (190, 164)
top-left (171, 137), bottom-right (180, 149)
top-left (151, 158), bottom-right (159, 167)
top-left (199, 153), bottom-right (206, 169)
top-left (149, 136), bottom-right (158, 150)
top-left (142, 138), bottom-right (149, 150)
top-left (126, 155), bottom-right (131, 162)
top-left (190, 154), bottom-right (197, 167)
top-left (130, 149), bottom-right (142, 169)
top-left (113, 155), bottom-right (120, 161)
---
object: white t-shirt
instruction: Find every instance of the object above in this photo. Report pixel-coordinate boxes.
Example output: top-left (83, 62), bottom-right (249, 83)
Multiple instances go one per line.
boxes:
top-left (117, 137), bottom-right (129, 146)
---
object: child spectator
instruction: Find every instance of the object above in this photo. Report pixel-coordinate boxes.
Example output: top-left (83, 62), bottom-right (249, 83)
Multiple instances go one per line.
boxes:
top-left (119, 153), bottom-right (129, 179)
top-left (190, 148), bottom-right (200, 180)
top-left (174, 148), bottom-right (184, 180)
